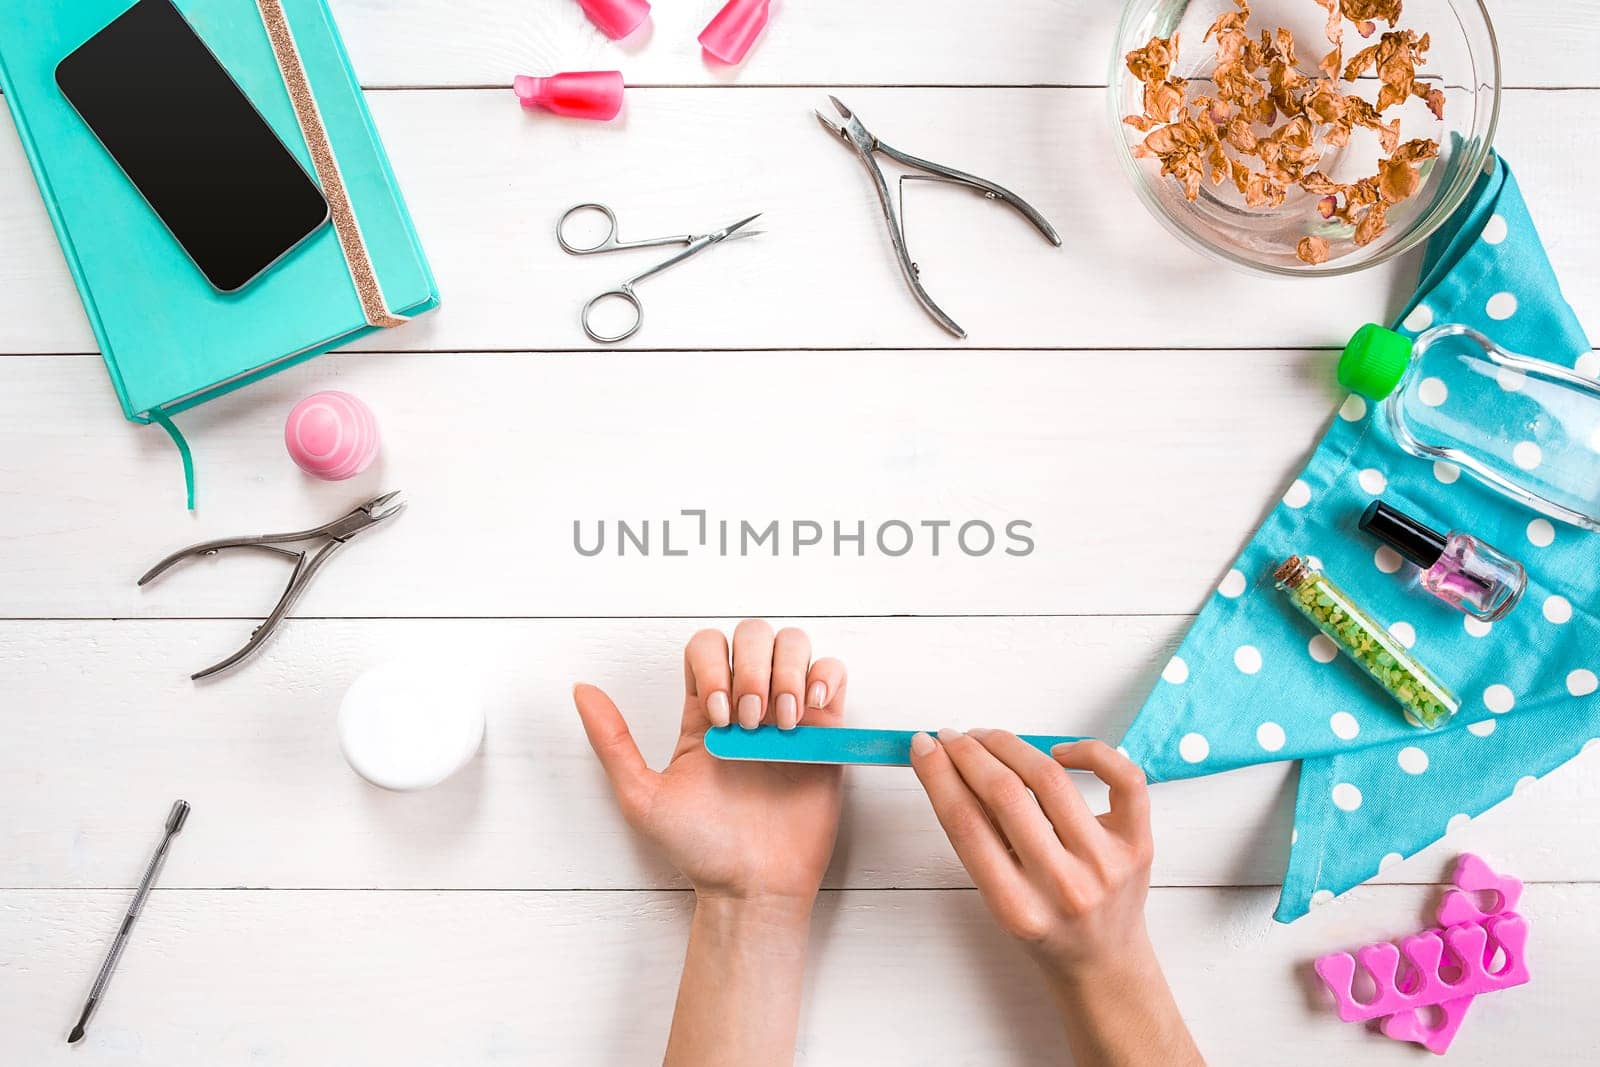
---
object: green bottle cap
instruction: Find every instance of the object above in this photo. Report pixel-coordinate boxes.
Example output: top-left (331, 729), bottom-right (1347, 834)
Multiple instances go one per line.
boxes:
top-left (1337, 323), bottom-right (1414, 400)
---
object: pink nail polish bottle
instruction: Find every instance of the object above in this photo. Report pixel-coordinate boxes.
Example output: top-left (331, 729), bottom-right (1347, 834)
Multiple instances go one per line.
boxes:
top-left (1360, 500), bottom-right (1527, 622)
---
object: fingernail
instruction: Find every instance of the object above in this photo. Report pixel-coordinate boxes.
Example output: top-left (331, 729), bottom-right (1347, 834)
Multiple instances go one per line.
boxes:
top-left (776, 692), bottom-right (798, 730)
top-left (910, 732), bottom-right (935, 756)
top-left (807, 681), bottom-right (827, 708)
top-left (706, 691), bottom-right (730, 727)
top-left (737, 693), bottom-right (762, 729)
top-left (1051, 741), bottom-right (1080, 755)
top-left (937, 728), bottom-right (963, 743)
top-left (968, 728), bottom-right (993, 740)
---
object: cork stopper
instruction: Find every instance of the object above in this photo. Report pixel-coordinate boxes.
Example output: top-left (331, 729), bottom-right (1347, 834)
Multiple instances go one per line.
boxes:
top-left (1274, 555), bottom-right (1311, 588)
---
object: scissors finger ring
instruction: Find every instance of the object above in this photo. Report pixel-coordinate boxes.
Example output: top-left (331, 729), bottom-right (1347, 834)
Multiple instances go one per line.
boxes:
top-left (582, 286), bottom-right (644, 344)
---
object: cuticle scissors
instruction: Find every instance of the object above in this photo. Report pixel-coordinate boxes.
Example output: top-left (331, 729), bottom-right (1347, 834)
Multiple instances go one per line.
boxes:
top-left (556, 202), bottom-right (763, 343)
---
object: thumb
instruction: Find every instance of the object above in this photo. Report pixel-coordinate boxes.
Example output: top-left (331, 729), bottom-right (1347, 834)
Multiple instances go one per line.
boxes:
top-left (572, 683), bottom-right (659, 822)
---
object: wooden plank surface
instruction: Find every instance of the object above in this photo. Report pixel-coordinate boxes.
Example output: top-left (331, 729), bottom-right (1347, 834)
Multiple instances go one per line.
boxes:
top-left (1, 89), bottom-right (1595, 355)
top-left (2, 884), bottom-right (1591, 1065)
top-left (5, 618), bottom-right (1596, 890)
top-left (0, 349), bottom-right (1336, 618)
top-left (323, 0), bottom-right (1600, 90)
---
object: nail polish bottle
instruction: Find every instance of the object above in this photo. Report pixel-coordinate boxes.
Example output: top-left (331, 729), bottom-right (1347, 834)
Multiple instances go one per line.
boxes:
top-left (1359, 500), bottom-right (1527, 622)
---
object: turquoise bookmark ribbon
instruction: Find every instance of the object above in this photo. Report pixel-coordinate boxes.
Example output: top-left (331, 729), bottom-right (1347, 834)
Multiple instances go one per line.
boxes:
top-left (705, 726), bottom-right (1088, 766)
top-left (148, 408), bottom-right (196, 511)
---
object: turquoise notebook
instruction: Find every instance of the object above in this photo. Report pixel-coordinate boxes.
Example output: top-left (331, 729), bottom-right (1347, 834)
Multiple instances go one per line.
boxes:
top-left (0, 0), bottom-right (437, 424)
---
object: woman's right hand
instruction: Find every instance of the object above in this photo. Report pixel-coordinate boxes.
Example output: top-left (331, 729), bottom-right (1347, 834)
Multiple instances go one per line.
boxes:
top-left (910, 731), bottom-right (1204, 1066)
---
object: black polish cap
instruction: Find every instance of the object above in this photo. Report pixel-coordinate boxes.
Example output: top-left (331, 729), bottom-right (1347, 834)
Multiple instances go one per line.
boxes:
top-left (1360, 500), bottom-right (1447, 569)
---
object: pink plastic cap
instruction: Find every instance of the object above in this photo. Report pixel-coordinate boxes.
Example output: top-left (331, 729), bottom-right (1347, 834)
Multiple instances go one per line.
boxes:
top-left (513, 71), bottom-right (625, 121)
top-left (577, 0), bottom-right (649, 39)
top-left (698, 0), bottom-right (770, 65)
top-left (285, 390), bottom-right (379, 481)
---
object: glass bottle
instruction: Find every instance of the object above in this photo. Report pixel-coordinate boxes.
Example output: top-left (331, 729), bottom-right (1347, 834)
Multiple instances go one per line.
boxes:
top-left (1339, 323), bottom-right (1600, 531)
top-left (1274, 556), bottom-right (1460, 729)
top-left (1359, 500), bottom-right (1527, 622)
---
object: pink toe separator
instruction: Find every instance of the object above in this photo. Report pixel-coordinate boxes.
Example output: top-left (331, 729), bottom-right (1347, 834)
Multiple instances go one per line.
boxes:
top-left (698, 0), bottom-right (770, 65)
top-left (1315, 855), bottom-right (1529, 1055)
top-left (1381, 996), bottom-right (1474, 1056)
top-left (1314, 914), bottom-right (1530, 1023)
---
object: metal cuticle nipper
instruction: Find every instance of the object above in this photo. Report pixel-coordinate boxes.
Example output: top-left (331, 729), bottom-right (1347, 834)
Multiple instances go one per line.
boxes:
top-left (814, 95), bottom-right (1062, 340)
top-left (137, 490), bottom-right (406, 680)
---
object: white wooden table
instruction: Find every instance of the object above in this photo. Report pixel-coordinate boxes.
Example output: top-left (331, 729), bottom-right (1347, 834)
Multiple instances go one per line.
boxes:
top-left (4, 2), bottom-right (1599, 1062)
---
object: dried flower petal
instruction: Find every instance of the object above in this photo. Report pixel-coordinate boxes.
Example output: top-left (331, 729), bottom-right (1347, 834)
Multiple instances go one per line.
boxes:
top-left (1297, 235), bottom-right (1332, 264)
top-left (1354, 201), bottom-right (1389, 245)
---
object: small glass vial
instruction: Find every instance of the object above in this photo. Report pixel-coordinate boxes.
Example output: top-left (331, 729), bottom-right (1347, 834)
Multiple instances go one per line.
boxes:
top-left (1359, 500), bottom-right (1527, 621)
top-left (1274, 555), bottom-right (1460, 729)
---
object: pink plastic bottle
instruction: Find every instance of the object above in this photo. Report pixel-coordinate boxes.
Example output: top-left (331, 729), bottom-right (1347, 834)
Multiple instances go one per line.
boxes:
top-left (513, 71), bottom-right (625, 121)
top-left (577, 0), bottom-right (649, 40)
top-left (698, 0), bottom-right (770, 65)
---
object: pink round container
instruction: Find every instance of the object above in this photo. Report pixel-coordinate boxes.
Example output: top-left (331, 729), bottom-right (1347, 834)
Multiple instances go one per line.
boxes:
top-left (284, 390), bottom-right (380, 480)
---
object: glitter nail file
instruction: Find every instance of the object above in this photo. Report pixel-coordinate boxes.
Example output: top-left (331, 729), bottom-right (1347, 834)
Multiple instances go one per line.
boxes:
top-left (704, 726), bottom-right (1088, 767)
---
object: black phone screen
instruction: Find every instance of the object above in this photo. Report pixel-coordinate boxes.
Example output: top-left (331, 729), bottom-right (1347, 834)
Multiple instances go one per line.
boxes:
top-left (56, 0), bottom-right (330, 292)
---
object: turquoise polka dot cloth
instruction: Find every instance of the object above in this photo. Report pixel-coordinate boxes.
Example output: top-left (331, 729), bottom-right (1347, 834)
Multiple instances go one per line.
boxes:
top-left (1119, 156), bottom-right (1598, 923)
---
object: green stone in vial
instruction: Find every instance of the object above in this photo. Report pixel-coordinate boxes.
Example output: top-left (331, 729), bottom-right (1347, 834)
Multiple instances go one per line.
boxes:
top-left (1274, 555), bottom-right (1459, 729)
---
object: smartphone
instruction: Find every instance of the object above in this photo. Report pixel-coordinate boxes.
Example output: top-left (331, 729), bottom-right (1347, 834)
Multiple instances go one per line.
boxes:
top-left (56, 0), bottom-right (330, 293)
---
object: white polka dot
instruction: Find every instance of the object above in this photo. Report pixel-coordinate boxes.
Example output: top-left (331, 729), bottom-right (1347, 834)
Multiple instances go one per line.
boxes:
top-left (1256, 721), bottom-right (1286, 752)
top-left (1464, 616), bottom-right (1493, 638)
top-left (1283, 479), bottom-right (1312, 509)
top-left (1433, 460), bottom-right (1460, 484)
top-left (1162, 656), bottom-right (1189, 685)
top-left (1481, 213), bottom-right (1508, 245)
top-left (1234, 645), bottom-right (1263, 675)
top-left (1467, 718), bottom-right (1497, 737)
top-left (1218, 569), bottom-right (1247, 598)
top-left (1568, 669), bottom-right (1599, 697)
top-left (1330, 711), bottom-right (1360, 741)
top-left (1512, 441), bottom-right (1542, 470)
top-left (1398, 746), bottom-right (1429, 775)
top-left (1179, 732), bottom-right (1210, 763)
top-left (1310, 889), bottom-right (1335, 907)
top-left (1374, 545), bottom-right (1403, 574)
top-left (1357, 468), bottom-right (1387, 494)
top-left (1308, 634), bottom-right (1338, 663)
top-left (1514, 775), bottom-right (1537, 795)
top-left (1417, 377), bottom-right (1449, 407)
top-left (1486, 292), bottom-right (1518, 320)
top-left (1484, 684), bottom-right (1516, 714)
top-left (1577, 352), bottom-right (1600, 379)
top-left (1379, 852), bottom-right (1404, 872)
top-left (1544, 595), bottom-right (1573, 625)
top-left (1497, 367), bottom-right (1527, 393)
top-left (1332, 783), bottom-right (1363, 811)
top-left (1387, 621), bottom-right (1417, 649)
top-left (1527, 519), bottom-right (1555, 548)
top-left (1339, 394), bottom-right (1367, 422)
top-left (1116, 745), bottom-right (1130, 759)
top-left (1291, 828), bottom-right (1299, 845)
top-left (1447, 813), bottom-right (1472, 834)
top-left (1403, 304), bottom-right (1434, 332)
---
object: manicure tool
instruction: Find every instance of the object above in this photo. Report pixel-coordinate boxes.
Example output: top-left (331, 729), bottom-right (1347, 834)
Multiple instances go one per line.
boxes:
top-left (556, 202), bottom-right (762, 343)
top-left (67, 800), bottom-right (190, 1045)
top-left (137, 491), bottom-right (406, 680)
top-left (814, 95), bottom-right (1062, 339)
top-left (705, 725), bottom-right (1088, 767)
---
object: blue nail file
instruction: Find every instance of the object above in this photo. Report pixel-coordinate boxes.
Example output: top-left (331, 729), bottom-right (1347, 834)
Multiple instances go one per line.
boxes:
top-left (704, 726), bottom-right (1089, 767)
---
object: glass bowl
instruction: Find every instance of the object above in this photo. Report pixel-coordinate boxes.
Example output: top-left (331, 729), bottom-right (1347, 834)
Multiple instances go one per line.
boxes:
top-left (1109, 0), bottom-right (1500, 276)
